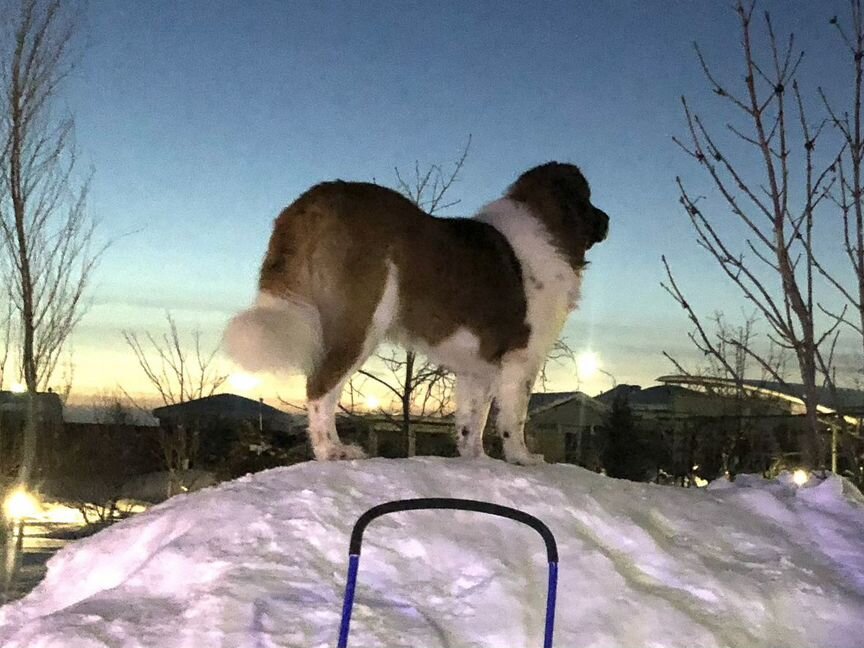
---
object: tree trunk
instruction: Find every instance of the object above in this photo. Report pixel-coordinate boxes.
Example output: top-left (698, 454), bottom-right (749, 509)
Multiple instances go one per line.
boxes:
top-left (795, 339), bottom-right (822, 469)
top-left (9, 60), bottom-right (40, 487)
top-left (404, 351), bottom-right (415, 457)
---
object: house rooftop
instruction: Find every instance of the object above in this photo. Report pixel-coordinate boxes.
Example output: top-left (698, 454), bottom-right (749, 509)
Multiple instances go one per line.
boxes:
top-left (658, 375), bottom-right (864, 414)
top-left (152, 393), bottom-right (295, 428)
top-left (596, 384), bottom-right (706, 409)
top-left (528, 391), bottom-right (605, 416)
top-left (0, 390), bottom-right (63, 410)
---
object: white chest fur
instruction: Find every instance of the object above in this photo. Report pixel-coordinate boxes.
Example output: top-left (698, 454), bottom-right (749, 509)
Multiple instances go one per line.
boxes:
top-left (382, 199), bottom-right (579, 376)
top-left (477, 199), bottom-right (580, 361)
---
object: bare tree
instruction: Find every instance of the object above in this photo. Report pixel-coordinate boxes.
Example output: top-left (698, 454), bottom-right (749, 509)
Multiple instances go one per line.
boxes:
top-left (123, 312), bottom-right (228, 479)
top-left (0, 296), bottom-right (12, 391)
top-left (0, 0), bottom-right (102, 486)
top-left (90, 390), bottom-right (139, 426)
top-left (662, 271), bottom-right (788, 395)
top-left (666, 0), bottom-right (843, 467)
top-left (340, 376), bottom-right (366, 416)
top-left (358, 348), bottom-right (454, 419)
top-left (807, 1), bottom-right (864, 478)
top-left (538, 337), bottom-right (577, 392)
top-left (123, 312), bottom-right (228, 407)
top-left (814, 2), bottom-right (864, 379)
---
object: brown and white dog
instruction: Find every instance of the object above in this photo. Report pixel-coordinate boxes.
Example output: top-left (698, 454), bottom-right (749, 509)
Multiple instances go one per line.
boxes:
top-left (224, 162), bottom-right (608, 464)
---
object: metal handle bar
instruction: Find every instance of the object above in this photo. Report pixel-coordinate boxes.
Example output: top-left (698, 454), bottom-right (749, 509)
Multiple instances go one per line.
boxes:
top-left (337, 498), bottom-right (559, 648)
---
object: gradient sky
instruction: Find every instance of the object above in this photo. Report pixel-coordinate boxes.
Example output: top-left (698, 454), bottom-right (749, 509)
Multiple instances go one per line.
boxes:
top-left (51, 0), bottom-right (857, 407)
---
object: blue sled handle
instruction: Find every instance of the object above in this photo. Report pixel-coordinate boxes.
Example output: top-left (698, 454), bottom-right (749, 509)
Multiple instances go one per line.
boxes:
top-left (336, 497), bottom-right (559, 648)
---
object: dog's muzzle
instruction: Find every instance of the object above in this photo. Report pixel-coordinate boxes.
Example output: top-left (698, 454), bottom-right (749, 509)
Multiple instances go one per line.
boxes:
top-left (591, 207), bottom-right (609, 245)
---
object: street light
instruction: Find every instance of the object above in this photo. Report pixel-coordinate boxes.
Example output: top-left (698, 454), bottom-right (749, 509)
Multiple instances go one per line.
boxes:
top-left (3, 487), bottom-right (40, 521)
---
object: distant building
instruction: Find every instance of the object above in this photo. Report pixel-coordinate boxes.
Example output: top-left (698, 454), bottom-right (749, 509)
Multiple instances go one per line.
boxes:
top-left (655, 375), bottom-right (864, 475)
top-left (336, 414), bottom-right (457, 458)
top-left (0, 390), bottom-right (64, 480)
top-left (332, 392), bottom-right (609, 462)
top-left (0, 389), bottom-right (63, 426)
top-left (152, 393), bottom-right (299, 433)
top-left (596, 383), bottom-right (773, 418)
top-left (590, 379), bottom-right (863, 480)
top-left (657, 374), bottom-right (864, 424)
top-left (151, 393), bottom-right (308, 474)
top-left (524, 392), bottom-right (608, 464)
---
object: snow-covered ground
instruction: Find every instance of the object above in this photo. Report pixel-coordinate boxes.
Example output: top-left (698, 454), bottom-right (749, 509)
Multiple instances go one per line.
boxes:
top-left (1, 458), bottom-right (863, 648)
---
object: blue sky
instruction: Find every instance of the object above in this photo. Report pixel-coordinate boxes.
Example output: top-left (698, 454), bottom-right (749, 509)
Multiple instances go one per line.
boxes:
top-left (56, 0), bottom-right (857, 402)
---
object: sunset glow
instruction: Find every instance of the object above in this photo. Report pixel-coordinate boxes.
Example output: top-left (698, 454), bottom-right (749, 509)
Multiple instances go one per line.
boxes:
top-left (365, 395), bottom-right (381, 410)
top-left (228, 372), bottom-right (261, 393)
top-left (576, 351), bottom-right (600, 380)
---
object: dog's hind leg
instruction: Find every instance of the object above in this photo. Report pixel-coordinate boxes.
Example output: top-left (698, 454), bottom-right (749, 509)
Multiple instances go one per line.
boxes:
top-left (306, 327), bottom-right (387, 460)
top-left (495, 359), bottom-right (545, 465)
top-left (305, 263), bottom-right (398, 461)
top-left (306, 377), bottom-right (365, 461)
top-left (308, 322), bottom-right (394, 459)
top-left (454, 373), bottom-right (494, 459)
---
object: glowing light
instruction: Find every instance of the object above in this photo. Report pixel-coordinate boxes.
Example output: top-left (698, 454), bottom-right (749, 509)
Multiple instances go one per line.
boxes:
top-left (40, 502), bottom-right (89, 524)
top-left (576, 351), bottom-right (600, 379)
top-left (10, 382), bottom-right (26, 394)
top-left (365, 395), bottom-right (381, 410)
top-left (792, 469), bottom-right (809, 486)
top-left (228, 372), bottom-right (260, 392)
top-left (4, 488), bottom-right (41, 520)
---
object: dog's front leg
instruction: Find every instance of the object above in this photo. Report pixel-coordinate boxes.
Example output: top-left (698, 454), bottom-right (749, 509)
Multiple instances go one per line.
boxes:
top-left (454, 373), bottom-right (494, 458)
top-left (496, 363), bottom-right (545, 465)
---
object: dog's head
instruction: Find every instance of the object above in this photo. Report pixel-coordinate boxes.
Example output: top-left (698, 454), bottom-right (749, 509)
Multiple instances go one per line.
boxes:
top-left (506, 162), bottom-right (609, 269)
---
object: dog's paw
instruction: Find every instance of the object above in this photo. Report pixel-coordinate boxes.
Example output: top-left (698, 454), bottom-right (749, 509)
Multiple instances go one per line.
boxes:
top-left (457, 444), bottom-right (488, 459)
top-left (505, 451), bottom-right (546, 466)
top-left (323, 444), bottom-right (367, 461)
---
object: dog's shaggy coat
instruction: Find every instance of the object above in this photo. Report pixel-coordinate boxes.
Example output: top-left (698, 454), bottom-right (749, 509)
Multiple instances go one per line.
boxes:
top-left (225, 162), bottom-right (608, 463)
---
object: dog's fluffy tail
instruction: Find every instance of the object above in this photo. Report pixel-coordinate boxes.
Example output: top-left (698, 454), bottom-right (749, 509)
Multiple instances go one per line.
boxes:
top-left (223, 292), bottom-right (323, 375)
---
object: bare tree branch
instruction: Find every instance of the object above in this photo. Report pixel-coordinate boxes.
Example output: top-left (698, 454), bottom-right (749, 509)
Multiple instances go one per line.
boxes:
top-left (123, 312), bottom-right (228, 407)
top-left (123, 312), bottom-right (228, 481)
top-left (665, 1), bottom-right (846, 467)
top-left (0, 0), bottom-right (104, 486)
top-left (818, 0), bottom-right (864, 377)
top-left (538, 336), bottom-right (576, 392)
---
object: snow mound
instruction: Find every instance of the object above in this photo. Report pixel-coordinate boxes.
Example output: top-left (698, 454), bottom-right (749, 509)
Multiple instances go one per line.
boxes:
top-left (2, 459), bottom-right (864, 648)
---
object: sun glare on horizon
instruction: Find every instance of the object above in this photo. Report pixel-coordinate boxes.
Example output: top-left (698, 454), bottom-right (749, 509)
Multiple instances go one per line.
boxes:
top-left (365, 394), bottom-right (381, 410)
top-left (228, 372), bottom-right (260, 393)
top-left (576, 351), bottom-right (600, 380)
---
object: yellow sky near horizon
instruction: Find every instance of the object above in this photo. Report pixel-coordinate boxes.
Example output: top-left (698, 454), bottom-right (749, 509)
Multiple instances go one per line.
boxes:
top-left (26, 292), bottom-right (688, 415)
top-left (58, 340), bottom-right (642, 416)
